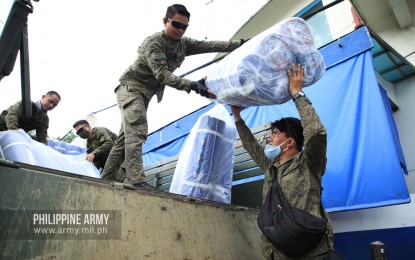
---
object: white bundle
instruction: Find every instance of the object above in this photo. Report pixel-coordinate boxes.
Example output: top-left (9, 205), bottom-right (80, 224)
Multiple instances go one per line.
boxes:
top-left (206, 17), bottom-right (325, 106)
top-left (0, 129), bottom-right (100, 178)
top-left (170, 104), bottom-right (236, 203)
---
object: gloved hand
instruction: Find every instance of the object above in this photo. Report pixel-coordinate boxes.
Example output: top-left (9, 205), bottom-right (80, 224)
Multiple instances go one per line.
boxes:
top-left (240, 38), bottom-right (250, 46)
top-left (190, 78), bottom-right (215, 99)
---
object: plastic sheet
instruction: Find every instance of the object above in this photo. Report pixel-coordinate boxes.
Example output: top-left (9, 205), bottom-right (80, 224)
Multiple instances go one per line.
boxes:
top-left (169, 105), bottom-right (236, 203)
top-left (0, 129), bottom-right (100, 178)
top-left (48, 138), bottom-right (87, 155)
top-left (206, 17), bottom-right (325, 106)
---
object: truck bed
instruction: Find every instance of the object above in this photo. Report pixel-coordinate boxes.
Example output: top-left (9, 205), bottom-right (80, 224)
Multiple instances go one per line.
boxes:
top-left (0, 159), bottom-right (262, 259)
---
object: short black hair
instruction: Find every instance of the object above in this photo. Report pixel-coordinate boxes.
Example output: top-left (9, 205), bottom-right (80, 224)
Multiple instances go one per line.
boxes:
top-left (165, 4), bottom-right (190, 20)
top-left (73, 119), bottom-right (89, 129)
top-left (46, 90), bottom-right (61, 100)
top-left (271, 117), bottom-right (304, 151)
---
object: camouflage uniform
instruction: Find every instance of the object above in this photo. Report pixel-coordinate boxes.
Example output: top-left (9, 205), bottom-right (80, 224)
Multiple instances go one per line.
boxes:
top-left (0, 100), bottom-right (49, 145)
top-left (235, 96), bottom-right (334, 259)
top-left (102, 31), bottom-right (240, 185)
top-left (86, 127), bottom-right (118, 171)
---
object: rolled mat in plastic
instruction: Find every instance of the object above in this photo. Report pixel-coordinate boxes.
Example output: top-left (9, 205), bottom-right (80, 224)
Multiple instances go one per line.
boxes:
top-left (206, 17), bottom-right (325, 106)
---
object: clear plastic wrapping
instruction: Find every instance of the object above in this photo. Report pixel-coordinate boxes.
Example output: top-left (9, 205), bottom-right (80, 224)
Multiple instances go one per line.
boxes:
top-left (0, 129), bottom-right (100, 178)
top-left (206, 17), bottom-right (325, 106)
top-left (48, 138), bottom-right (87, 155)
top-left (169, 105), bottom-right (236, 204)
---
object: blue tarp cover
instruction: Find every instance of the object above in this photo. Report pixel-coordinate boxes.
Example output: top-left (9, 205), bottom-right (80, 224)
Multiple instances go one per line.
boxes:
top-left (143, 27), bottom-right (409, 212)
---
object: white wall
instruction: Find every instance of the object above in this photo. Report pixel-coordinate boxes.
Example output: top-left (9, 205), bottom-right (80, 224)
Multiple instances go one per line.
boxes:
top-left (354, 0), bottom-right (415, 67)
top-left (322, 0), bottom-right (354, 40)
top-left (393, 76), bottom-right (415, 192)
top-left (330, 194), bottom-right (415, 232)
top-left (377, 0), bottom-right (415, 66)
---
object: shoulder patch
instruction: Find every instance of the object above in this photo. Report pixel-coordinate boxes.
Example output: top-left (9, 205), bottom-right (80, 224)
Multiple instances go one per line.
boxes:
top-left (159, 59), bottom-right (167, 65)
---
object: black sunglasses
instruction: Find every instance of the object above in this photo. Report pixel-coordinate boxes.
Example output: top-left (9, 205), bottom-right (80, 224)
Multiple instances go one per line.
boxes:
top-left (76, 127), bottom-right (85, 136)
top-left (167, 18), bottom-right (189, 30)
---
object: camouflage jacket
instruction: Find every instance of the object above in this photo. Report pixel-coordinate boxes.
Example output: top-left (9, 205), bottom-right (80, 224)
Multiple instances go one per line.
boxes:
top-left (87, 127), bottom-right (118, 169)
top-left (0, 100), bottom-right (49, 145)
top-left (235, 96), bottom-right (334, 259)
top-left (119, 31), bottom-right (240, 102)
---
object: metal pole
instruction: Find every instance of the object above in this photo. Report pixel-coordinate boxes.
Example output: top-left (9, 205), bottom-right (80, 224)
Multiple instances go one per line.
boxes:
top-left (371, 241), bottom-right (386, 260)
top-left (301, 0), bottom-right (345, 20)
top-left (59, 129), bottom-right (72, 141)
top-left (179, 53), bottom-right (228, 78)
top-left (20, 23), bottom-right (32, 120)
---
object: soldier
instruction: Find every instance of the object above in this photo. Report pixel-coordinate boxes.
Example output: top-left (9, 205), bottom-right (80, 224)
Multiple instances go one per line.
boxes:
top-left (101, 4), bottom-right (246, 190)
top-left (0, 91), bottom-right (61, 145)
top-left (230, 64), bottom-right (335, 259)
top-left (72, 120), bottom-right (121, 178)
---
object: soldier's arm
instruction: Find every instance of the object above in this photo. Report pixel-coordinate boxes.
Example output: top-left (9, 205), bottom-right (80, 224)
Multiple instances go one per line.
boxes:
top-left (35, 113), bottom-right (49, 145)
top-left (36, 126), bottom-right (48, 145)
top-left (288, 63), bottom-right (326, 175)
top-left (5, 101), bottom-right (23, 129)
top-left (93, 129), bottom-right (115, 156)
top-left (145, 42), bottom-right (192, 92)
top-left (184, 38), bottom-right (241, 56)
top-left (235, 119), bottom-right (271, 173)
top-left (296, 97), bottom-right (327, 175)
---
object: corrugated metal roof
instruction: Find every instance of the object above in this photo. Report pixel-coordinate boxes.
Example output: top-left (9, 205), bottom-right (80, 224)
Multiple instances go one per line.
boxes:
top-left (371, 35), bottom-right (415, 84)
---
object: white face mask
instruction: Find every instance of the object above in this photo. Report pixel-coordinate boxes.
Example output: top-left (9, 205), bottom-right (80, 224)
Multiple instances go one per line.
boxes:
top-left (264, 139), bottom-right (289, 160)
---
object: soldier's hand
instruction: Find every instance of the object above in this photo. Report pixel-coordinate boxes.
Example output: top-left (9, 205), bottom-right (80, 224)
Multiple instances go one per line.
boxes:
top-left (230, 105), bottom-right (245, 115)
top-left (86, 153), bottom-right (95, 163)
top-left (190, 77), bottom-right (216, 99)
top-left (230, 105), bottom-right (245, 122)
top-left (287, 63), bottom-right (304, 95)
top-left (240, 38), bottom-right (250, 46)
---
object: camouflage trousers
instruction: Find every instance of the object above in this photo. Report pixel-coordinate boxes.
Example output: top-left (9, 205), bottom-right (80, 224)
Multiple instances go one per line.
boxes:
top-left (262, 234), bottom-right (333, 260)
top-left (101, 84), bottom-right (149, 184)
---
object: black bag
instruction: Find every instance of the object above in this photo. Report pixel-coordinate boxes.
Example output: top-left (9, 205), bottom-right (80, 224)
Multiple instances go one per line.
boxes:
top-left (328, 249), bottom-right (344, 260)
top-left (257, 180), bottom-right (327, 257)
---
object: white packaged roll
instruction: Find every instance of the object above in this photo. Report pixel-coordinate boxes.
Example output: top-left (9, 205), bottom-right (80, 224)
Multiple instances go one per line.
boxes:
top-left (206, 17), bottom-right (325, 106)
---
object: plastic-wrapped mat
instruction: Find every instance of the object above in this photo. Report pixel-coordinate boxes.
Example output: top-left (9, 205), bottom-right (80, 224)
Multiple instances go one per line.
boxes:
top-left (48, 138), bottom-right (87, 155)
top-left (169, 105), bottom-right (236, 203)
top-left (0, 129), bottom-right (100, 178)
top-left (206, 17), bottom-right (325, 106)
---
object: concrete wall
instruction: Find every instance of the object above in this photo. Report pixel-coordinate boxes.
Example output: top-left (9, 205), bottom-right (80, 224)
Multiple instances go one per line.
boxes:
top-left (353, 0), bottom-right (415, 67)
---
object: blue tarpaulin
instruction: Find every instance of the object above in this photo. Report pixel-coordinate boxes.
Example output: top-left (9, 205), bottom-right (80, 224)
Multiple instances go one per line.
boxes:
top-left (143, 27), bottom-right (409, 212)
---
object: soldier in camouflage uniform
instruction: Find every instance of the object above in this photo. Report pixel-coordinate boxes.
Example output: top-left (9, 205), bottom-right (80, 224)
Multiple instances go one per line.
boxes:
top-left (72, 120), bottom-right (122, 178)
top-left (0, 91), bottom-right (61, 145)
top-left (231, 64), bottom-right (335, 259)
top-left (101, 4), bottom-right (244, 190)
